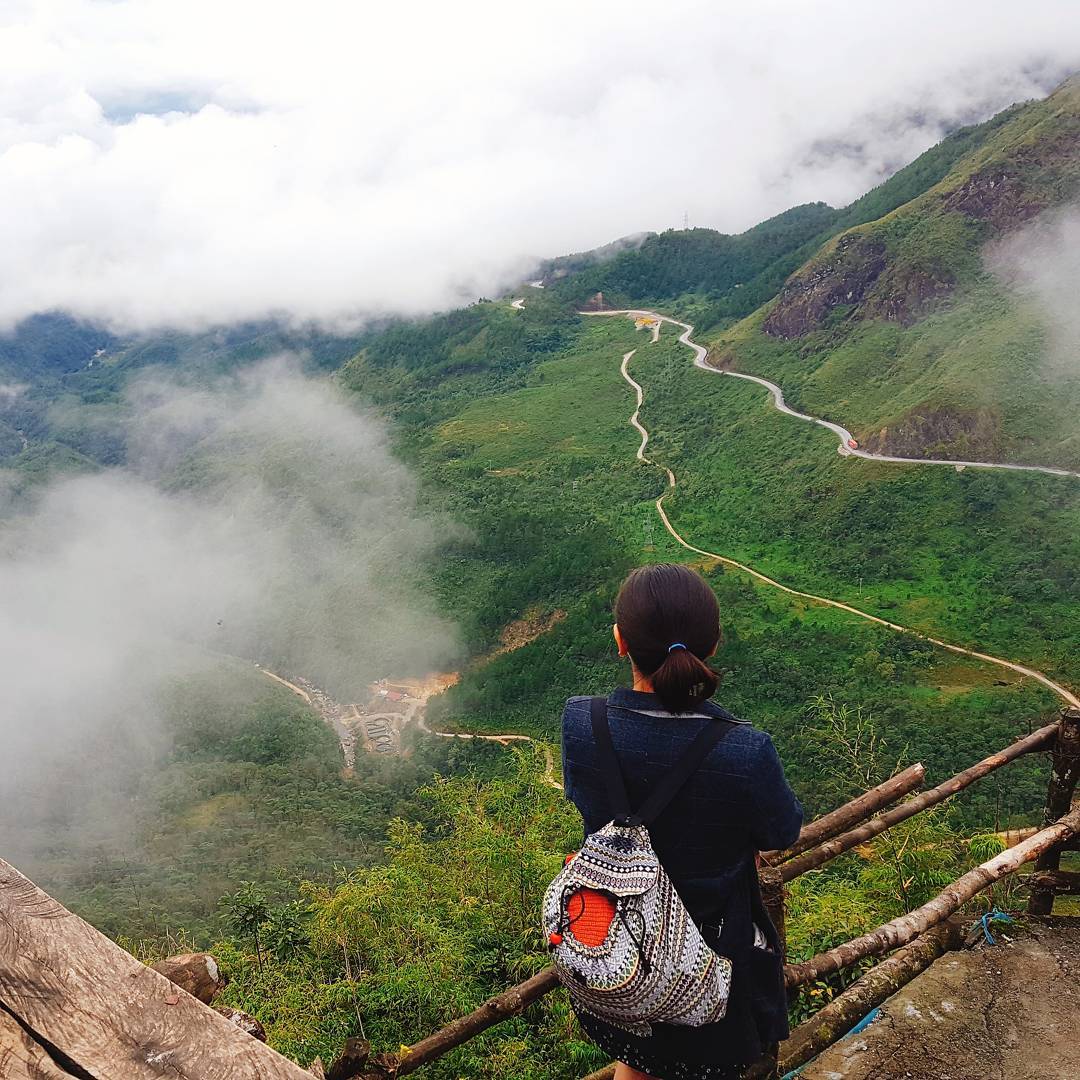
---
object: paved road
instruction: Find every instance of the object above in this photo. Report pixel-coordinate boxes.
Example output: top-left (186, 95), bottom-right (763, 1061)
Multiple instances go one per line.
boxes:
top-left (601, 313), bottom-right (1079, 709)
top-left (586, 310), bottom-right (1080, 480)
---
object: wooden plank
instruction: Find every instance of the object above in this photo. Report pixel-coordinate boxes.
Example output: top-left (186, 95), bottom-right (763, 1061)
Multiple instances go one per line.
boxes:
top-left (760, 763), bottom-right (926, 865)
top-left (781, 721), bottom-right (1058, 881)
top-left (1028, 709), bottom-right (1080, 914)
top-left (784, 806), bottom-right (1080, 989)
top-left (0, 859), bottom-right (314, 1080)
top-left (0, 1006), bottom-right (80, 1079)
top-left (1029, 869), bottom-right (1080, 895)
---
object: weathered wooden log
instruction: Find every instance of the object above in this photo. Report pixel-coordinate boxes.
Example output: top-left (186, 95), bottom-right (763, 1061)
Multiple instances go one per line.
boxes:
top-left (1028, 708), bottom-right (1080, 914)
top-left (392, 967), bottom-right (560, 1077)
top-left (214, 1006), bottom-right (267, 1042)
top-left (781, 721), bottom-right (1058, 882)
top-left (325, 1038), bottom-right (371, 1079)
top-left (0, 858), bottom-right (315, 1079)
top-left (581, 1064), bottom-right (615, 1080)
top-left (761, 763), bottom-right (926, 865)
top-left (150, 953), bottom-right (226, 1004)
top-left (0, 1005), bottom-right (81, 1079)
top-left (778, 920), bottom-right (962, 1074)
top-left (784, 805), bottom-right (1080, 989)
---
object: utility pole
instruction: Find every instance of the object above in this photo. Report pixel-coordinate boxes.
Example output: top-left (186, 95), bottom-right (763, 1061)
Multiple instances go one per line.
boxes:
top-left (683, 210), bottom-right (689, 230)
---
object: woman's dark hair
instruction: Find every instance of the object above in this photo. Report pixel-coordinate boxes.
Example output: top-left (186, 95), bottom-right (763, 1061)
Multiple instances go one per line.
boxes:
top-left (614, 563), bottom-right (721, 713)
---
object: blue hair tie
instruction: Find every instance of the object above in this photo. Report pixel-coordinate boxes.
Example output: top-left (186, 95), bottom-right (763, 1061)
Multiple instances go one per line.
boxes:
top-left (667, 642), bottom-right (687, 653)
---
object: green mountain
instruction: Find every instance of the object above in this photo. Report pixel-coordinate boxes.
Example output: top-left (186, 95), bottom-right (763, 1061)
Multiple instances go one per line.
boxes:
top-left (709, 77), bottom-right (1080, 468)
top-left (542, 100), bottom-right (1025, 333)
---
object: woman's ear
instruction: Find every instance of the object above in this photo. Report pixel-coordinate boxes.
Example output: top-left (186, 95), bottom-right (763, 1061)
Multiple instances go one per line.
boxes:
top-left (613, 623), bottom-right (630, 657)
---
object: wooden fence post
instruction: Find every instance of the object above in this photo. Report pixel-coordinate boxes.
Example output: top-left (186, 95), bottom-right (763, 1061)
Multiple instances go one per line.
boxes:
top-left (758, 865), bottom-right (787, 961)
top-left (1028, 707), bottom-right (1080, 915)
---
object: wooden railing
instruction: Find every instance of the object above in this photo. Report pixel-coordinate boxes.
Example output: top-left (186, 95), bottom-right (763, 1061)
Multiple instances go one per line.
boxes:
top-left (362, 707), bottom-right (1080, 1080)
top-left (2, 708), bottom-right (1078, 1079)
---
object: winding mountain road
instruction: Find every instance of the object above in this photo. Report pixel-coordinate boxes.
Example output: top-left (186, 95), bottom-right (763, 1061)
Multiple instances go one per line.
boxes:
top-left (586, 309), bottom-right (1080, 480)
top-left (591, 310), bottom-right (1079, 709)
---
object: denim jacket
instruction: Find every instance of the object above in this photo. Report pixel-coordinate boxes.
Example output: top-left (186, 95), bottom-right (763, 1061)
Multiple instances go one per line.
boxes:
top-left (561, 688), bottom-right (803, 926)
top-left (561, 688), bottom-right (804, 1059)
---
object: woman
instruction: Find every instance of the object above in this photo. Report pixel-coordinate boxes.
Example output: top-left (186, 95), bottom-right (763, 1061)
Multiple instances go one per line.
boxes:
top-left (562, 564), bottom-right (803, 1080)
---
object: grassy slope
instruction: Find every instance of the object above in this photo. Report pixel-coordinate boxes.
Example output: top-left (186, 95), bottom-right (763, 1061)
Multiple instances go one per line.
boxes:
top-left (346, 307), bottom-right (1062, 827)
top-left (712, 79), bottom-right (1080, 466)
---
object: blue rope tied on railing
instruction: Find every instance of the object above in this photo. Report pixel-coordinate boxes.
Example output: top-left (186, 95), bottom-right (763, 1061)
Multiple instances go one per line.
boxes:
top-left (976, 908), bottom-right (1014, 945)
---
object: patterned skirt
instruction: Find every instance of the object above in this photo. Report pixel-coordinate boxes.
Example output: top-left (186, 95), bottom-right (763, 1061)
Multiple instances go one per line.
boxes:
top-left (577, 1012), bottom-right (777, 1080)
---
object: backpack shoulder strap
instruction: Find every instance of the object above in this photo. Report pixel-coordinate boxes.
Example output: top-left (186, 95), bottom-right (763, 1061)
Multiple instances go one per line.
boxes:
top-left (631, 717), bottom-right (736, 827)
top-left (590, 696), bottom-right (632, 824)
top-left (590, 695), bottom-right (739, 828)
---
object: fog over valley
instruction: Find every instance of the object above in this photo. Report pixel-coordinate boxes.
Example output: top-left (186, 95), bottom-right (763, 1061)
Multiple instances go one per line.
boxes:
top-left (0, 360), bottom-right (459, 859)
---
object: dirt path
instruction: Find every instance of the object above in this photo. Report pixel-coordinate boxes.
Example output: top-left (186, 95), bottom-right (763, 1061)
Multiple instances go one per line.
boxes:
top-left (415, 711), bottom-right (561, 789)
top-left (256, 665), bottom-right (562, 788)
top-left (603, 313), bottom-right (1079, 709)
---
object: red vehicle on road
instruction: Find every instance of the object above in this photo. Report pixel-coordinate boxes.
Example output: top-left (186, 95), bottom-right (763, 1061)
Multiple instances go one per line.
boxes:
top-left (847, 438), bottom-right (859, 450)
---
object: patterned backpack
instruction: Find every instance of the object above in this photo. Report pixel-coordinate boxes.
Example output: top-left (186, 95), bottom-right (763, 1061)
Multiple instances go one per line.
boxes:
top-left (543, 697), bottom-right (738, 1036)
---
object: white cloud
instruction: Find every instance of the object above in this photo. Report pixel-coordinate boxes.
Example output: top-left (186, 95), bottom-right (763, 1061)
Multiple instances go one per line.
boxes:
top-left (990, 207), bottom-right (1080, 376)
top-left (1, 0), bottom-right (1079, 331)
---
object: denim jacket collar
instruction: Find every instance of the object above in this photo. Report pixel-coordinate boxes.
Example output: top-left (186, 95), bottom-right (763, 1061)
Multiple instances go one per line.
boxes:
top-left (606, 687), bottom-right (743, 722)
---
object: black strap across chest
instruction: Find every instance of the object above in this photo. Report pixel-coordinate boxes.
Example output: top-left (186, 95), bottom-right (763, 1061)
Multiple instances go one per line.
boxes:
top-left (590, 695), bottom-right (737, 828)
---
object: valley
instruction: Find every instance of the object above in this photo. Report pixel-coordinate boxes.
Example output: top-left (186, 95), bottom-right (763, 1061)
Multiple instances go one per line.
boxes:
top-left (587, 306), bottom-right (1079, 705)
top-left (3, 72), bottom-right (1080, 1079)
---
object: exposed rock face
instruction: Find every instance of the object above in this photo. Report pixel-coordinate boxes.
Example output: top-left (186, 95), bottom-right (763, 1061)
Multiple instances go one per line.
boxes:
top-left (762, 118), bottom-right (1079, 342)
top-left (860, 405), bottom-right (1004, 461)
top-left (942, 127), bottom-right (1080, 233)
top-left (149, 952), bottom-right (226, 1005)
top-left (762, 233), bottom-right (886, 339)
top-left (859, 264), bottom-right (955, 326)
top-left (213, 1005), bottom-right (267, 1042)
top-left (943, 167), bottom-right (1047, 232)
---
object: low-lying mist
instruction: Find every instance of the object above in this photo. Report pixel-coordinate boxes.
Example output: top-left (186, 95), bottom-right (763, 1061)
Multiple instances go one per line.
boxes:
top-left (990, 205), bottom-right (1080, 380)
top-left (0, 359), bottom-right (461, 863)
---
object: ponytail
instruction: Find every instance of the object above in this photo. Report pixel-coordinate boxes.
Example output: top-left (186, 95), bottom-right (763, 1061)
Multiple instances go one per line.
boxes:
top-left (649, 645), bottom-right (720, 713)
top-left (614, 564), bottom-right (722, 714)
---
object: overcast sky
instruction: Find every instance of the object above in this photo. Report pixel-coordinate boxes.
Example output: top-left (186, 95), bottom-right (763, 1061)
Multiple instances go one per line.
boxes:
top-left (2, 0), bottom-right (1080, 332)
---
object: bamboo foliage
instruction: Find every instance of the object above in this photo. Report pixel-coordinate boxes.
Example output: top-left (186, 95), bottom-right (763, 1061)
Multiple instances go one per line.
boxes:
top-left (784, 806), bottom-right (1080, 988)
top-left (761, 763), bottom-right (926, 865)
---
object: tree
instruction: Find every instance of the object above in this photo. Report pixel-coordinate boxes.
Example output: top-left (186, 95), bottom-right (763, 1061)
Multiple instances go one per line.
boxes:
top-left (222, 882), bottom-right (271, 971)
